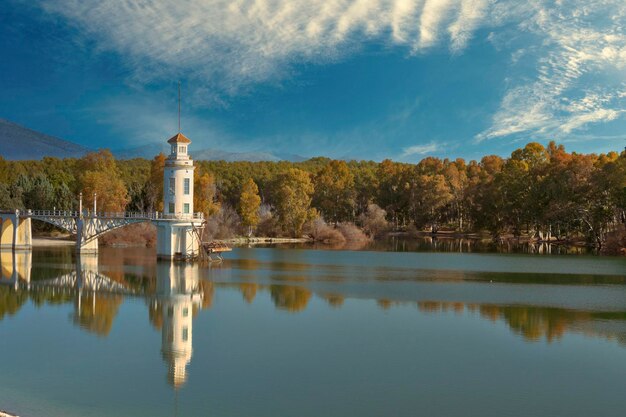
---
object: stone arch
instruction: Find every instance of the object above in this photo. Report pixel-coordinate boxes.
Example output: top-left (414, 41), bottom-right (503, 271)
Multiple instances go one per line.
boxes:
top-left (0, 217), bottom-right (14, 249)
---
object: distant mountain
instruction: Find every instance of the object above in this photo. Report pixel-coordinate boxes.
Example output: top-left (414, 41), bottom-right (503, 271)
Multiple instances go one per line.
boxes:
top-left (0, 118), bottom-right (307, 162)
top-left (0, 118), bottom-right (91, 160)
top-left (114, 143), bottom-right (308, 162)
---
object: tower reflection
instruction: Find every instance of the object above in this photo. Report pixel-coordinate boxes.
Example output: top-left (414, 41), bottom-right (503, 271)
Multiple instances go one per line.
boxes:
top-left (149, 262), bottom-right (204, 389)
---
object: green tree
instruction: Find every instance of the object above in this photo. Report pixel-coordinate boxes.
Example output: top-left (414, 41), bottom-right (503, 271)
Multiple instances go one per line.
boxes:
top-left (238, 178), bottom-right (261, 236)
top-left (410, 173), bottom-right (453, 233)
top-left (313, 160), bottom-right (356, 223)
top-left (274, 168), bottom-right (316, 237)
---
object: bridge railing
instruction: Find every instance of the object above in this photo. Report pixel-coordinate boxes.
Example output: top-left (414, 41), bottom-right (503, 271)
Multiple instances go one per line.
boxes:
top-left (29, 210), bottom-right (80, 217)
top-left (27, 210), bottom-right (204, 221)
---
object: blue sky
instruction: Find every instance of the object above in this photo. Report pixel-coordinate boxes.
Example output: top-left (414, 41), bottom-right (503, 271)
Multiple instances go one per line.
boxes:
top-left (1, 0), bottom-right (625, 161)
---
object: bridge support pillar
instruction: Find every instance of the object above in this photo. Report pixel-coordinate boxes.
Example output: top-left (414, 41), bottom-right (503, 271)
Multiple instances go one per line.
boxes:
top-left (76, 237), bottom-right (99, 254)
top-left (155, 221), bottom-right (200, 260)
top-left (0, 211), bottom-right (32, 250)
top-left (14, 216), bottom-right (32, 250)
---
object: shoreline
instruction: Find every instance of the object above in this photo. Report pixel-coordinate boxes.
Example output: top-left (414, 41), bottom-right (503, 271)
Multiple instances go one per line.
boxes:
top-left (0, 410), bottom-right (19, 417)
top-left (223, 237), bottom-right (313, 245)
top-left (32, 237), bottom-right (75, 247)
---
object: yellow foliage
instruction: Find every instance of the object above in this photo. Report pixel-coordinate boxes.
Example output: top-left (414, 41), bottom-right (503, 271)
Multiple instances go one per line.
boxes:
top-left (194, 171), bottom-right (220, 218)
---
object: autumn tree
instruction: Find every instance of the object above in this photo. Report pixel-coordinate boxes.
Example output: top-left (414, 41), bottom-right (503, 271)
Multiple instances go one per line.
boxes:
top-left (78, 150), bottom-right (128, 212)
top-left (194, 171), bottom-right (220, 218)
top-left (274, 168), bottom-right (316, 237)
top-left (0, 156), bottom-right (9, 184)
top-left (144, 153), bottom-right (166, 211)
top-left (410, 172), bottom-right (453, 233)
top-left (313, 160), bottom-right (356, 223)
top-left (238, 178), bottom-right (261, 236)
top-left (376, 159), bottom-right (412, 227)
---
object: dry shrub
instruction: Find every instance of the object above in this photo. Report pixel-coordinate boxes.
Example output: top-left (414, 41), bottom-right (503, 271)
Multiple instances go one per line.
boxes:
top-left (204, 204), bottom-right (241, 239)
top-left (100, 222), bottom-right (156, 247)
top-left (602, 225), bottom-right (626, 256)
top-left (337, 222), bottom-right (369, 242)
top-left (358, 203), bottom-right (390, 238)
top-left (405, 222), bottom-right (420, 237)
top-left (255, 204), bottom-right (280, 237)
top-left (307, 217), bottom-right (345, 243)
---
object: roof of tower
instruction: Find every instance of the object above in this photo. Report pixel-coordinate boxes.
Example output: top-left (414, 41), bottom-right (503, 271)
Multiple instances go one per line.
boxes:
top-left (167, 133), bottom-right (191, 144)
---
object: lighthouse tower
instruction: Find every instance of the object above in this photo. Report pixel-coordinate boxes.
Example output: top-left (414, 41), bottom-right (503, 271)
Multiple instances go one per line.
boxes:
top-left (155, 132), bottom-right (202, 259)
top-left (163, 133), bottom-right (194, 216)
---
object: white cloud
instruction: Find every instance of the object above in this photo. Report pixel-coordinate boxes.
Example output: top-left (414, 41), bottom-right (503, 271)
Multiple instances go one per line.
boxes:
top-left (402, 142), bottom-right (441, 157)
top-left (448, 0), bottom-right (491, 52)
top-left (37, 0), bottom-right (496, 96)
top-left (477, 0), bottom-right (626, 141)
top-left (35, 0), bottom-right (626, 141)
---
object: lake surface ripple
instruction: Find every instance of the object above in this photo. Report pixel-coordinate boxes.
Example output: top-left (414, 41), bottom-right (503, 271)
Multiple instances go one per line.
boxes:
top-left (1, 246), bottom-right (625, 417)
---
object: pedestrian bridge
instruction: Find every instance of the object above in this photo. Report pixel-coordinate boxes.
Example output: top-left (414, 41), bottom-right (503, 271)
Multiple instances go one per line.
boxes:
top-left (0, 210), bottom-right (203, 253)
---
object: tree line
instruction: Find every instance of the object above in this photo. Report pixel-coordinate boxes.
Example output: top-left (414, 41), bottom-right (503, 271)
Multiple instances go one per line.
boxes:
top-left (0, 141), bottom-right (624, 247)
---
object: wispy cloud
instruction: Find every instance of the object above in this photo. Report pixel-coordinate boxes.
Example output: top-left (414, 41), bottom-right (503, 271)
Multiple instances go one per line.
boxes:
top-left (476, 1), bottom-right (626, 141)
top-left (89, 96), bottom-right (231, 150)
top-left (402, 141), bottom-right (441, 157)
top-left (37, 0), bottom-right (497, 97)
top-left (34, 0), bottom-right (626, 143)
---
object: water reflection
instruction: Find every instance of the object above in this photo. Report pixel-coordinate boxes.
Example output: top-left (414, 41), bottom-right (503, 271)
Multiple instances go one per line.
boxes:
top-left (0, 252), bottom-right (212, 390)
top-left (1, 249), bottom-right (626, 388)
top-left (148, 263), bottom-right (204, 389)
top-left (284, 236), bottom-right (598, 255)
top-left (270, 284), bottom-right (312, 312)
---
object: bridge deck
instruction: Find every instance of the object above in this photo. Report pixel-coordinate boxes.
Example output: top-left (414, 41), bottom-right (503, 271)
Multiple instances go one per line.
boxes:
top-left (26, 210), bottom-right (204, 221)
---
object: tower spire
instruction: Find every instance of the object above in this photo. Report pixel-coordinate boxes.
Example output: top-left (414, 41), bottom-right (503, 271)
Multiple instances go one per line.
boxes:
top-left (178, 81), bottom-right (181, 133)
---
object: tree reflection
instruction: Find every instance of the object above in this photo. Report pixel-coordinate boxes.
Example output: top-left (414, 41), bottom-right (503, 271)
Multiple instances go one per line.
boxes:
top-left (322, 293), bottom-right (344, 308)
top-left (2, 250), bottom-right (626, 369)
top-left (72, 293), bottom-right (123, 337)
top-left (478, 304), bottom-right (578, 342)
top-left (270, 284), bottom-right (311, 312)
top-left (416, 301), bottom-right (626, 344)
top-left (238, 282), bottom-right (258, 304)
top-left (0, 285), bottom-right (27, 320)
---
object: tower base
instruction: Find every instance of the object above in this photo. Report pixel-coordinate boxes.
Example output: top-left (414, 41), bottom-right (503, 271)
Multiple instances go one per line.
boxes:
top-left (155, 220), bottom-right (201, 260)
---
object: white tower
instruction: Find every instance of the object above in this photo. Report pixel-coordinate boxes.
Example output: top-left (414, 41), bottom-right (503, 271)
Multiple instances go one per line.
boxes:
top-left (163, 133), bottom-right (194, 217)
top-left (155, 132), bottom-right (203, 259)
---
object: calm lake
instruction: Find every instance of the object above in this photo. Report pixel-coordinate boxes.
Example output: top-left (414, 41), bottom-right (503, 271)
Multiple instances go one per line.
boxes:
top-left (1, 243), bottom-right (626, 417)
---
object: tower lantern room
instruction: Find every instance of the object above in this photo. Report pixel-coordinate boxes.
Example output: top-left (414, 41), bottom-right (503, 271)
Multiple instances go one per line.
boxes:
top-left (164, 133), bottom-right (195, 217)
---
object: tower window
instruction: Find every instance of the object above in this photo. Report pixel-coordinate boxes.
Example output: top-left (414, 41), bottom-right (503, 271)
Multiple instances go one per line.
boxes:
top-left (184, 178), bottom-right (190, 195)
top-left (183, 203), bottom-right (190, 214)
top-left (182, 327), bottom-right (189, 342)
top-left (169, 177), bottom-right (175, 194)
top-left (179, 146), bottom-right (186, 154)
top-left (169, 203), bottom-right (175, 213)
top-left (182, 307), bottom-right (189, 317)
top-left (171, 145), bottom-right (176, 155)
